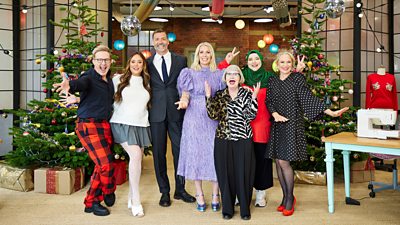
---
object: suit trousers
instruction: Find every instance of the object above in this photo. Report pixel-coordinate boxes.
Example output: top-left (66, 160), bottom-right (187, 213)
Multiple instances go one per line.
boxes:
top-left (214, 137), bottom-right (255, 217)
top-left (253, 142), bottom-right (274, 190)
top-left (150, 120), bottom-right (185, 194)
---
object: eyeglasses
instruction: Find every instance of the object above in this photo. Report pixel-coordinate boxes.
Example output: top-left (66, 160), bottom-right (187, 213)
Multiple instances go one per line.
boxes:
top-left (226, 72), bottom-right (240, 76)
top-left (93, 58), bottom-right (111, 63)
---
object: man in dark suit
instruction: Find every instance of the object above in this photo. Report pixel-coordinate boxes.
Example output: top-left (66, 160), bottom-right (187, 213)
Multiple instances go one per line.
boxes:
top-left (147, 29), bottom-right (195, 207)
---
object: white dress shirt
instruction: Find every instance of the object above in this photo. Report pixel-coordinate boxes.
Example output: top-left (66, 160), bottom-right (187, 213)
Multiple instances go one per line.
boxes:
top-left (153, 51), bottom-right (172, 82)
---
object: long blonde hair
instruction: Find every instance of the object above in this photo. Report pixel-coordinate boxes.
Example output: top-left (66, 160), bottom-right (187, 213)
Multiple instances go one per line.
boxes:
top-left (190, 42), bottom-right (217, 72)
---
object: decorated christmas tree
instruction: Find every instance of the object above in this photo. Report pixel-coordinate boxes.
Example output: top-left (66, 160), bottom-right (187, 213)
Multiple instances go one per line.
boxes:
top-left (289, 0), bottom-right (366, 173)
top-left (3, 0), bottom-right (128, 170)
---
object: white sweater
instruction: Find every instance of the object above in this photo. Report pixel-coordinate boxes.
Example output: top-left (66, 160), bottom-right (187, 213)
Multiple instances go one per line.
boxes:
top-left (110, 74), bottom-right (150, 127)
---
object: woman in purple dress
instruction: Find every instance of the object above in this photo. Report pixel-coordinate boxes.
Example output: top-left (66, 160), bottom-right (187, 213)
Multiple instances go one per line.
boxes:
top-left (176, 42), bottom-right (238, 212)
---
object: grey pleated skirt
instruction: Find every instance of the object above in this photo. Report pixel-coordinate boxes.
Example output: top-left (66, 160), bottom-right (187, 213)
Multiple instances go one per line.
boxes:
top-left (111, 123), bottom-right (152, 148)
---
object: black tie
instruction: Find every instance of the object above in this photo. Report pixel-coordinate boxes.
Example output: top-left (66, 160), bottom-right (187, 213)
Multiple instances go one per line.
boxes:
top-left (161, 56), bottom-right (168, 83)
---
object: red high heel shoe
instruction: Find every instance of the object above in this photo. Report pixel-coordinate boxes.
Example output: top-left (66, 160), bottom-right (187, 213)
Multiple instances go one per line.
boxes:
top-left (282, 197), bottom-right (296, 216)
top-left (277, 205), bottom-right (285, 212)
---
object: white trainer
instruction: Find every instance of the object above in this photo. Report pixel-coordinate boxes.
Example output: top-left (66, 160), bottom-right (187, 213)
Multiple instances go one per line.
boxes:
top-left (255, 190), bottom-right (266, 207)
top-left (131, 204), bottom-right (144, 217)
top-left (235, 196), bottom-right (239, 206)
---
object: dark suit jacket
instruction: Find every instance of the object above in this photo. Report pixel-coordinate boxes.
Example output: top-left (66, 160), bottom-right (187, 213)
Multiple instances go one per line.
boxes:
top-left (147, 52), bottom-right (187, 123)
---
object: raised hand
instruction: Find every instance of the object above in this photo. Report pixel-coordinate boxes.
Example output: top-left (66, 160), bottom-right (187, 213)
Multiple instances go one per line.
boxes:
top-left (59, 93), bottom-right (79, 105)
top-left (53, 72), bottom-right (70, 95)
top-left (296, 55), bottom-right (306, 72)
top-left (252, 82), bottom-right (261, 99)
top-left (204, 81), bottom-right (211, 98)
top-left (225, 47), bottom-right (240, 64)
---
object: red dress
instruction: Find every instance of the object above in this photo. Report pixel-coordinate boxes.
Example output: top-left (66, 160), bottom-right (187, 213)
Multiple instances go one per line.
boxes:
top-left (365, 73), bottom-right (398, 111)
top-left (242, 85), bottom-right (271, 143)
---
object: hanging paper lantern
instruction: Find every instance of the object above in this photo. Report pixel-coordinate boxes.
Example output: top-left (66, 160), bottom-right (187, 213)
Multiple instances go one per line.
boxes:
top-left (235, 19), bottom-right (245, 29)
top-left (210, 0), bottom-right (225, 20)
top-left (120, 15), bottom-right (141, 36)
top-left (141, 50), bottom-right (152, 59)
top-left (324, 0), bottom-right (345, 19)
top-left (348, 89), bottom-right (354, 94)
top-left (257, 40), bottom-right (266, 49)
top-left (269, 44), bottom-right (279, 54)
top-left (114, 40), bottom-right (125, 51)
top-left (263, 34), bottom-right (274, 45)
top-left (167, 32), bottom-right (177, 42)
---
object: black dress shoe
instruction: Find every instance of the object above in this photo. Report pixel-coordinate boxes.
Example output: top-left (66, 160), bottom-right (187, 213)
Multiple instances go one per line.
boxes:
top-left (241, 215), bottom-right (251, 220)
top-left (84, 202), bottom-right (110, 216)
top-left (104, 193), bottom-right (115, 207)
top-left (174, 190), bottom-right (196, 203)
top-left (159, 193), bottom-right (171, 207)
top-left (223, 213), bottom-right (232, 220)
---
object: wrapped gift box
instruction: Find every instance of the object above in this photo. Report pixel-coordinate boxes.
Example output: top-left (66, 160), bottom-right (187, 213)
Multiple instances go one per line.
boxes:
top-left (0, 161), bottom-right (33, 192)
top-left (294, 170), bottom-right (327, 185)
top-left (351, 160), bottom-right (375, 183)
top-left (34, 167), bottom-right (85, 194)
top-left (114, 160), bottom-right (127, 185)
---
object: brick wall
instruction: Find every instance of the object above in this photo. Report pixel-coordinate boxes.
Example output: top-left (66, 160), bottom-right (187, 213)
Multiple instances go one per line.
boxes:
top-left (112, 18), bottom-right (297, 70)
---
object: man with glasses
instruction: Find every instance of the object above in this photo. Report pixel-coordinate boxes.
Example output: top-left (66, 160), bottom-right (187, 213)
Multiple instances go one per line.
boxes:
top-left (53, 45), bottom-right (116, 216)
top-left (147, 29), bottom-right (196, 207)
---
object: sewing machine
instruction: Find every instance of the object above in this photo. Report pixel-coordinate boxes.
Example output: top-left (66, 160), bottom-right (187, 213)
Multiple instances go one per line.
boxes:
top-left (357, 109), bottom-right (400, 139)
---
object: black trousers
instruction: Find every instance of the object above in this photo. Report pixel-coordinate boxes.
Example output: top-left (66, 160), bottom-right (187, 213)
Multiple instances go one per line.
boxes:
top-left (214, 138), bottom-right (255, 217)
top-left (253, 142), bottom-right (274, 190)
top-left (150, 120), bottom-right (185, 194)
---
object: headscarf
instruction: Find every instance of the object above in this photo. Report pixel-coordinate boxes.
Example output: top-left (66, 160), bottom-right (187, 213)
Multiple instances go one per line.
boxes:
top-left (242, 50), bottom-right (274, 88)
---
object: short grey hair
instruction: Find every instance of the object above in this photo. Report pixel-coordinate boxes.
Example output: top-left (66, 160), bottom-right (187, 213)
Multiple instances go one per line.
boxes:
top-left (222, 65), bottom-right (244, 84)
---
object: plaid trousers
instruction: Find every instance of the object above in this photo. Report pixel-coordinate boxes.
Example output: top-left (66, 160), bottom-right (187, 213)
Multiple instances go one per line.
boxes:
top-left (75, 119), bottom-right (116, 207)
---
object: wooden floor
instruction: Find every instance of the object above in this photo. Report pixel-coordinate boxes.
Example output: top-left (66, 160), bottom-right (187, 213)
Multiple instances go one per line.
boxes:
top-left (1, 152), bottom-right (400, 225)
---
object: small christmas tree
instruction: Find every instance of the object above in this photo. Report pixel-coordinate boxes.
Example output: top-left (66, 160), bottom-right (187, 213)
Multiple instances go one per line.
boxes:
top-left (290, 0), bottom-right (366, 173)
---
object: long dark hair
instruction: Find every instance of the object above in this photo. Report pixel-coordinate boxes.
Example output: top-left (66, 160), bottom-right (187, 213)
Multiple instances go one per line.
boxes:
top-left (114, 52), bottom-right (151, 108)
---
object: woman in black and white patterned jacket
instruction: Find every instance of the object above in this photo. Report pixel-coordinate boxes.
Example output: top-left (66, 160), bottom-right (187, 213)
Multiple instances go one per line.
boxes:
top-left (205, 65), bottom-right (260, 221)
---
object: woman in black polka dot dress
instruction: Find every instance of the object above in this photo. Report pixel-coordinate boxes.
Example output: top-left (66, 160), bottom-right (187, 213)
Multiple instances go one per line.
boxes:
top-left (265, 51), bottom-right (348, 216)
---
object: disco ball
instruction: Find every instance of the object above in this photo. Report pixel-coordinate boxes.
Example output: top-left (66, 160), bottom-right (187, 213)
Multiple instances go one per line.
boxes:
top-left (324, 0), bottom-right (345, 19)
top-left (120, 15), bottom-right (141, 36)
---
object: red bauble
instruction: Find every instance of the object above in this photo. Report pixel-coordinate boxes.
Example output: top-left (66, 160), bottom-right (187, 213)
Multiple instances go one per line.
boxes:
top-left (43, 88), bottom-right (48, 93)
top-left (101, 31), bottom-right (104, 37)
top-left (318, 54), bottom-right (324, 59)
top-left (62, 48), bottom-right (67, 53)
top-left (51, 118), bottom-right (57, 125)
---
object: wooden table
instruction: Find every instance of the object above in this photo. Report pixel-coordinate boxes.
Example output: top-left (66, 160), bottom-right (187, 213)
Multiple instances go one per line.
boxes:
top-left (324, 132), bottom-right (400, 213)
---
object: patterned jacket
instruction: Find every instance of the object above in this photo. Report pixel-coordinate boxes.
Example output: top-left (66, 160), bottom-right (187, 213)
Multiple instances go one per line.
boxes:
top-left (206, 87), bottom-right (258, 141)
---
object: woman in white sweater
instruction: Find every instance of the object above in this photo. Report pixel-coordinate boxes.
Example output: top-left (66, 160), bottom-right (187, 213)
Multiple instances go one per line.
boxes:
top-left (110, 52), bottom-right (152, 217)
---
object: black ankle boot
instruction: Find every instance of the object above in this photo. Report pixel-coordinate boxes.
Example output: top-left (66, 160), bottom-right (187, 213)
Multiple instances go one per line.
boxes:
top-left (84, 202), bottom-right (110, 216)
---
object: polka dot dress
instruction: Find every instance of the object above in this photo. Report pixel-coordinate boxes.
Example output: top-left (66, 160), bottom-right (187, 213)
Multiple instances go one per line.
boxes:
top-left (265, 73), bottom-right (326, 161)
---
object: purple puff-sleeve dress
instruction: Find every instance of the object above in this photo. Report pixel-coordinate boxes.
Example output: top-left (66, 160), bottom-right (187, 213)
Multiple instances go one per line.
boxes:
top-left (177, 67), bottom-right (225, 181)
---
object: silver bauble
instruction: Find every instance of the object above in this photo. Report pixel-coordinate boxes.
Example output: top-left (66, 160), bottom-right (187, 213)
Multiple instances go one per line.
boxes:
top-left (324, 0), bottom-right (345, 19)
top-left (120, 15), bottom-right (141, 36)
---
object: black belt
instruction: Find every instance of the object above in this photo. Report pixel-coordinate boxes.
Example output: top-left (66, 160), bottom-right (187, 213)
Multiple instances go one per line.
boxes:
top-left (78, 118), bottom-right (108, 123)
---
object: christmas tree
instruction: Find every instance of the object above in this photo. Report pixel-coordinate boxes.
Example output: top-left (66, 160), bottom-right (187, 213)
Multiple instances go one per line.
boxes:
top-left (3, 0), bottom-right (128, 170)
top-left (289, 0), bottom-right (366, 173)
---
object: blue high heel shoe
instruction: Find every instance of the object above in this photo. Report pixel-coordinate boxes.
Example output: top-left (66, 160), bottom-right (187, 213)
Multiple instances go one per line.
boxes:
top-left (196, 194), bottom-right (206, 212)
top-left (211, 194), bottom-right (221, 212)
